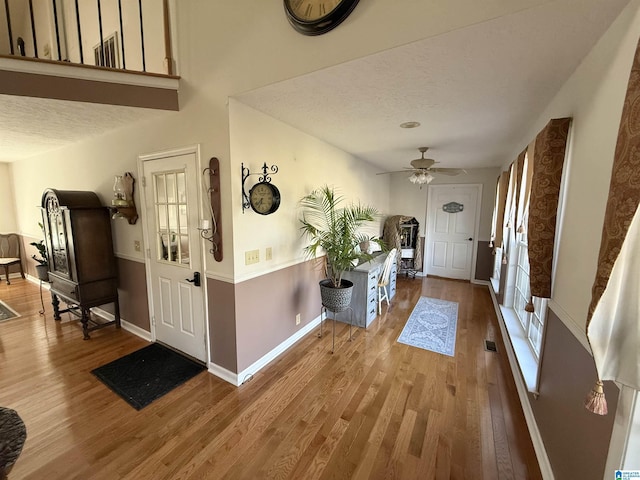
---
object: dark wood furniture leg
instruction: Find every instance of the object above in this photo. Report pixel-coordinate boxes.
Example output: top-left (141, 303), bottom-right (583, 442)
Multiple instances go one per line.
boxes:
top-left (52, 294), bottom-right (61, 320)
top-left (81, 307), bottom-right (91, 340)
top-left (114, 299), bottom-right (121, 329)
top-left (2, 265), bottom-right (8, 285)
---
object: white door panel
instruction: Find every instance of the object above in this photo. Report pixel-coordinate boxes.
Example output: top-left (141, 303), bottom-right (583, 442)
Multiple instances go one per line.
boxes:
top-left (142, 151), bottom-right (206, 362)
top-left (425, 185), bottom-right (481, 280)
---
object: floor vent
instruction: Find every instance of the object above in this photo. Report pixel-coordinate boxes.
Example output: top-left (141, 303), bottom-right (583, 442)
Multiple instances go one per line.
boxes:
top-left (485, 340), bottom-right (497, 352)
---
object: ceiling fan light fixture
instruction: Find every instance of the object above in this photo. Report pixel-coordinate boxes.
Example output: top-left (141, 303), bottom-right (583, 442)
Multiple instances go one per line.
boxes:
top-left (400, 121), bottom-right (421, 129)
top-left (409, 172), bottom-right (434, 185)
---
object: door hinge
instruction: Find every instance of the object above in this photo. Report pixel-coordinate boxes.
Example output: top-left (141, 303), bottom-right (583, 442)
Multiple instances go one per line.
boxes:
top-left (141, 176), bottom-right (147, 187)
top-left (146, 248), bottom-right (151, 259)
top-left (151, 316), bottom-right (155, 326)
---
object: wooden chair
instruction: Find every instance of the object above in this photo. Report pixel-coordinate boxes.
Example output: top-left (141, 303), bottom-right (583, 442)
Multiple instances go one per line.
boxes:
top-left (0, 234), bottom-right (25, 285)
top-left (378, 248), bottom-right (398, 314)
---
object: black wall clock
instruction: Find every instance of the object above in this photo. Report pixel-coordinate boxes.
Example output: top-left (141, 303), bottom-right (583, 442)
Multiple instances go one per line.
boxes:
top-left (249, 181), bottom-right (281, 215)
top-left (284, 0), bottom-right (360, 36)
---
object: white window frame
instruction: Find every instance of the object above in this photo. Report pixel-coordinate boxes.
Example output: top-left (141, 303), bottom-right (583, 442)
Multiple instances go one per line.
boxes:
top-left (512, 234), bottom-right (547, 359)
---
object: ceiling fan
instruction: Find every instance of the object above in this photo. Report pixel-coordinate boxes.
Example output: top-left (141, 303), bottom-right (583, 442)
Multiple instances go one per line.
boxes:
top-left (377, 147), bottom-right (466, 185)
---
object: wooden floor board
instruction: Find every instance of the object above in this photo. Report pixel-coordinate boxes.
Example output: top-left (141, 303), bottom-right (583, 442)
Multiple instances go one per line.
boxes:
top-left (0, 276), bottom-right (542, 479)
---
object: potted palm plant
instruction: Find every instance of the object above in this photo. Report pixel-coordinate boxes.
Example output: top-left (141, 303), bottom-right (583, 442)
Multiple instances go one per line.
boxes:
top-left (300, 185), bottom-right (383, 312)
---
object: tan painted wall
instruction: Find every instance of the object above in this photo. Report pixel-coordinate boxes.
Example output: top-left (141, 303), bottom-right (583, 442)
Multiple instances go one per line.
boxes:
top-left (532, 308), bottom-right (619, 479)
top-left (503, 0), bottom-right (640, 332)
top-left (496, 1), bottom-right (640, 474)
top-left (234, 259), bottom-right (324, 373)
top-left (0, 163), bottom-right (17, 233)
top-left (207, 277), bottom-right (237, 373)
top-left (115, 257), bottom-right (150, 331)
top-left (389, 167), bottom-right (499, 240)
top-left (229, 100), bottom-right (390, 283)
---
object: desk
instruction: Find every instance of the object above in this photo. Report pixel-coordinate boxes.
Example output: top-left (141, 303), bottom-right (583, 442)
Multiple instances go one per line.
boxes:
top-left (341, 251), bottom-right (397, 328)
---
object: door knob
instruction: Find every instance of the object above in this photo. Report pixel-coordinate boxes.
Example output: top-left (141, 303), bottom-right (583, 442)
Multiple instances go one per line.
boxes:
top-left (186, 271), bottom-right (201, 287)
top-left (468, 238), bottom-right (473, 241)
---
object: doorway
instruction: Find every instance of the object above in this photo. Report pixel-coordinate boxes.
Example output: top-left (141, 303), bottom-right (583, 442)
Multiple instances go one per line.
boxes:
top-left (138, 146), bottom-right (207, 362)
top-left (424, 184), bottom-right (482, 280)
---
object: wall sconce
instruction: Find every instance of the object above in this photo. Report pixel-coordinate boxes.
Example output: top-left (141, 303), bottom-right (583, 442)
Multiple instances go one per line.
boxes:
top-left (109, 172), bottom-right (138, 224)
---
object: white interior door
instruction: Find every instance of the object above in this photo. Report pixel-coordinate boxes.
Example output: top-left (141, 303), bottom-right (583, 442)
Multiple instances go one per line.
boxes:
top-left (425, 184), bottom-right (481, 280)
top-left (141, 150), bottom-right (207, 362)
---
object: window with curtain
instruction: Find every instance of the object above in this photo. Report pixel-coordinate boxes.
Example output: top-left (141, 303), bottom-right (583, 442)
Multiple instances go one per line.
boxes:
top-left (513, 224), bottom-right (548, 358)
top-left (488, 118), bottom-right (570, 393)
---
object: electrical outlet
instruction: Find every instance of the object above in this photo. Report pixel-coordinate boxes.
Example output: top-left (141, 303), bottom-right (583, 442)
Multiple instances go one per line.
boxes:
top-left (245, 249), bottom-right (260, 265)
top-left (134, 240), bottom-right (141, 252)
top-left (266, 247), bottom-right (272, 261)
top-left (295, 313), bottom-right (301, 325)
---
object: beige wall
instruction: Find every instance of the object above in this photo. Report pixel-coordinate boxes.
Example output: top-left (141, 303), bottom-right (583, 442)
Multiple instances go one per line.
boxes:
top-left (0, 163), bottom-right (17, 233)
top-left (389, 167), bottom-right (499, 240)
top-left (496, 1), bottom-right (640, 475)
top-left (503, 1), bottom-right (640, 333)
top-left (5, 5), bottom-right (640, 472)
top-left (229, 99), bottom-right (390, 282)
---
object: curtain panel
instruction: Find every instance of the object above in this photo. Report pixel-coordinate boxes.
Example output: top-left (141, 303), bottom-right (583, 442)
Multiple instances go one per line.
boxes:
top-left (492, 171), bottom-right (510, 252)
top-left (586, 36), bottom-right (640, 394)
top-left (514, 149), bottom-right (527, 232)
top-left (526, 117), bottom-right (571, 300)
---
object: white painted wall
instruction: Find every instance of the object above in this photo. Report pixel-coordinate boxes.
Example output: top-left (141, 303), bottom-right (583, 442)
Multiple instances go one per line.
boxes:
top-left (8, 0), bottom-right (551, 281)
top-left (229, 99), bottom-right (390, 281)
top-left (0, 163), bottom-right (17, 233)
top-left (389, 167), bottom-right (499, 239)
top-left (502, 0), bottom-right (640, 332)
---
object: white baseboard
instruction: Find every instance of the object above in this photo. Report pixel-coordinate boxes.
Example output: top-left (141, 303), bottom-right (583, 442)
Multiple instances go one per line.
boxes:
top-left (121, 320), bottom-right (153, 342)
top-left (26, 274), bottom-right (50, 288)
top-left (488, 286), bottom-right (554, 479)
top-left (207, 362), bottom-right (239, 386)
top-left (471, 279), bottom-right (490, 286)
top-left (208, 314), bottom-right (322, 387)
top-left (91, 307), bottom-right (152, 342)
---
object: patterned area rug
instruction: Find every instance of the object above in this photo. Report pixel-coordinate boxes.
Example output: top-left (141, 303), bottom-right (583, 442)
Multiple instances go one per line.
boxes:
top-left (397, 297), bottom-right (458, 356)
top-left (0, 300), bottom-right (20, 321)
top-left (91, 343), bottom-right (205, 410)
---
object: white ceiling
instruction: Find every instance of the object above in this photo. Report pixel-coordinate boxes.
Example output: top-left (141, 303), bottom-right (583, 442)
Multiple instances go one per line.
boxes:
top-left (0, 0), bottom-right (630, 166)
top-left (236, 0), bottom-right (630, 172)
top-left (0, 94), bottom-right (167, 161)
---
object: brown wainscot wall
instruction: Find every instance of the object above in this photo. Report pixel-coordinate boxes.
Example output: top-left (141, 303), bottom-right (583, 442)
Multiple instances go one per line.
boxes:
top-left (92, 257), bottom-right (150, 332)
top-left (475, 240), bottom-right (494, 281)
top-left (530, 307), bottom-right (619, 479)
top-left (114, 257), bottom-right (150, 332)
top-left (207, 276), bottom-right (238, 374)
top-left (234, 259), bottom-right (325, 374)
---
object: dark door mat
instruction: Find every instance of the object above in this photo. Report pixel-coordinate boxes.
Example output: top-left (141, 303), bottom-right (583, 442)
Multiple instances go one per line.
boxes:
top-left (91, 343), bottom-right (205, 410)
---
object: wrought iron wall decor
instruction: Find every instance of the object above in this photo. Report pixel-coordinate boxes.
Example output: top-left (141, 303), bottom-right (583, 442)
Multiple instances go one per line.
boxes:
top-left (241, 162), bottom-right (279, 213)
top-left (199, 157), bottom-right (223, 261)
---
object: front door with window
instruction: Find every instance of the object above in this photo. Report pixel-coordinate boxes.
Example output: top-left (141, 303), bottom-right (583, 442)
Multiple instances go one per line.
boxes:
top-left (141, 149), bottom-right (207, 362)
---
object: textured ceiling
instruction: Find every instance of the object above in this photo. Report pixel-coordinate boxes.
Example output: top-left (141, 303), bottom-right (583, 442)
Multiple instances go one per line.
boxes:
top-left (0, 94), bottom-right (167, 161)
top-left (0, 0), bottom-right (629, 167)
top-left (237, 0), bottom-right (630, 172)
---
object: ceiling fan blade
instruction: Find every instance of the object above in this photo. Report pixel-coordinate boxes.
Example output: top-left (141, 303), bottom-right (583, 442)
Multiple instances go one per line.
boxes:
top-left (429, 168), bottom-right (467, 176)
top-left (376, 169), bottom-right (418, 175)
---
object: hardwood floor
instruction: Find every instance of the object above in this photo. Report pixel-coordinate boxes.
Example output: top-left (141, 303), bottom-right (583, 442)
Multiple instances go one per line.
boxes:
top-left (0, 276), bottom-right (542, 479)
